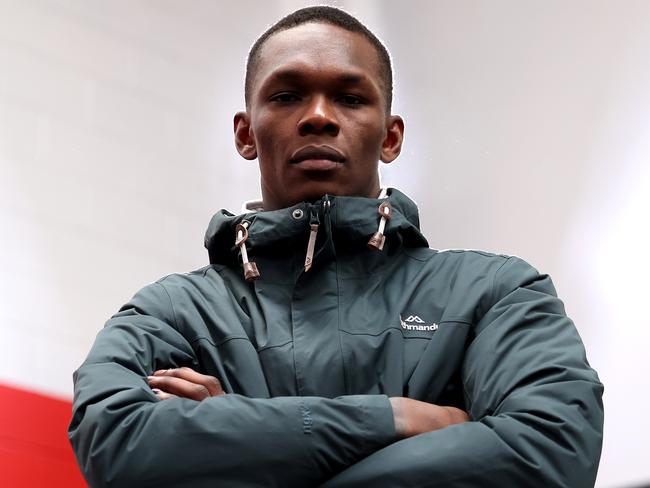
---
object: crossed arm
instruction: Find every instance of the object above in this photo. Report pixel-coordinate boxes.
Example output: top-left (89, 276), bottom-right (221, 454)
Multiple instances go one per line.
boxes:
top-left (69, 281), bottom-right (470, 488)
top-left (70, 258), bottom-right (603, 487)
top-left (148, 367), bottom-right (469, 439)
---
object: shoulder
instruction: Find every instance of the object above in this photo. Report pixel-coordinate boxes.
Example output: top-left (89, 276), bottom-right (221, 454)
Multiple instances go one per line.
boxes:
top-left (433, 249), bottom-right (540, 285)
top-left (156, 264), bottom-right (233, 289)
top-left (428, 248), bottom-right (522, 292)
top-left (116, 265), bottom-right (228, 317)
top-left (417, 249), bottom-right (545, 323)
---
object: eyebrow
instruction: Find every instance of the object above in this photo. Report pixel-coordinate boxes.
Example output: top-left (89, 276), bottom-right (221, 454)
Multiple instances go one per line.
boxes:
top-left (264, 68), bottom-right (369, 86)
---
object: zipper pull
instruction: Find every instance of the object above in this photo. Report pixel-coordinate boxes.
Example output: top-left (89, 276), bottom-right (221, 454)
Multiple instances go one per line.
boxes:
top-left (304, 204), bottom-right (321, 272)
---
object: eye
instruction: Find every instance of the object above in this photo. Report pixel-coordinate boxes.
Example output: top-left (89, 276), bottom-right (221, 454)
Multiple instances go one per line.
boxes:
top-left (338, 94), bottom-right (365, 106)
top-left (270, 92), bottom-right (301, 103)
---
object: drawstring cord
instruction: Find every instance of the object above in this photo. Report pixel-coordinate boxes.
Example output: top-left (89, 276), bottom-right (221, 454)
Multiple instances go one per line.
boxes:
top-left (235, 221), bottom-right (260, 281)
top-left (368, 189), bottom-right (392, 251)
top-left (236, 191), bottom-right (387, 280)
top-left (304, 196), bottom-right (332, 272)
top-left (304, 201), bottom-right (322, 272)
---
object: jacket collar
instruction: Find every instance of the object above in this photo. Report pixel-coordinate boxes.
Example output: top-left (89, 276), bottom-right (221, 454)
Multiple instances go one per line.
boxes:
top-left (204, 188), bottom-right (428, 267)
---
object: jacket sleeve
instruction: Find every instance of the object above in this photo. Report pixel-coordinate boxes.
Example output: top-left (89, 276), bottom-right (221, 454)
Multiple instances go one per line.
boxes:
top-left (322, 257), bottom-right (604, 488)
top-left (68, 282), bottom-right (397, 488)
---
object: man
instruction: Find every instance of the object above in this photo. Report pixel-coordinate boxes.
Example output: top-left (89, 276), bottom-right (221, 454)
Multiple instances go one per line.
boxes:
top-left (69, 6), bottom-right (603, 487)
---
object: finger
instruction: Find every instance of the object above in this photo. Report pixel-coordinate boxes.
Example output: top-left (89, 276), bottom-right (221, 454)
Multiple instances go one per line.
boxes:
top-left (152, 367), bottom-right (224, 396)
top-left (152, 388), bottom-right (176, 401)
top-left (444, 406), bottom-right (470, 424)
top-left (148, 375), bottom-right (210, 400)
top-left (447, 407), bottom-right (470, 423)
top-left (148, 375), bottom-right (212, 401)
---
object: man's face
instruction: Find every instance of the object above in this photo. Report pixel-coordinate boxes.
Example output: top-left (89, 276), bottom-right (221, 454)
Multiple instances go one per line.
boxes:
top-left (235, 22), bottom-right (404, 210)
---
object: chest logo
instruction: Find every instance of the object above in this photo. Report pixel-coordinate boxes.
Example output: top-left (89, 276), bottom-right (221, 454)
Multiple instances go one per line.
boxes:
top-left (400, 314), bottom-right (439, 332)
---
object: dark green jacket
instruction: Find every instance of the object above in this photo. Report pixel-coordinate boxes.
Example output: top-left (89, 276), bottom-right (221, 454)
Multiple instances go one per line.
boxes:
top-left (69, 189), bottom-right (603, 487)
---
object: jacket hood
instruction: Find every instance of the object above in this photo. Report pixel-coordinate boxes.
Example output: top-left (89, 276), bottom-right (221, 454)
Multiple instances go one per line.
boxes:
top-left (204, 188), bottom-right (429, 268)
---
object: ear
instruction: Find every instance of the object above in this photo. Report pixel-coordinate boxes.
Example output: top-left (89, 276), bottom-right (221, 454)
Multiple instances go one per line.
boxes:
top-left (380, 115), bottom-right (404, 164)
top-left (234, 111), bottom-right (257, 160)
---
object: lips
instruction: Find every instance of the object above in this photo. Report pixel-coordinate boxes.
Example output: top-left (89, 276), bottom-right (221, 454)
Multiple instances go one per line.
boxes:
top-left (289, 145), bottom-right (345, 169)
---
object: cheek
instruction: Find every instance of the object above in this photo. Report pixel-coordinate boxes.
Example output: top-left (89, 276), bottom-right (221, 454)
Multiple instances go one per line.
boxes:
top-left (252, 114), bottom-right (292, 179)
top-left (353, 121), bottom-right (385, 159)
top-left (252, 115), bottom-right (284, 156)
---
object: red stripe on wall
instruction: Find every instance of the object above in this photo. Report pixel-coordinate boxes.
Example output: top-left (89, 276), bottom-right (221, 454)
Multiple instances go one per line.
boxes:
top-left (0, 383), bottom-right (86, 487)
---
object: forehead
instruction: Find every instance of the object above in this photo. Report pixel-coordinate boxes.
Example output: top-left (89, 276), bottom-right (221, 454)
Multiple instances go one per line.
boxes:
top-left (252, 22), bottom-right (383, 94)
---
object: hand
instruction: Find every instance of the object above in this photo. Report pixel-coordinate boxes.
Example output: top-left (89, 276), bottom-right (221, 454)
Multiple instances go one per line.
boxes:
top-left (147, 367), bottom-right (225, 401)
top-left (389, 397), bottom-right (469, 438)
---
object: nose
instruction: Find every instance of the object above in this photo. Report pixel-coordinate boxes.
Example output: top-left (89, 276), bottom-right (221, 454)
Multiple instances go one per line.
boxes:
top-left (298, 95), bottom-right (339, 137)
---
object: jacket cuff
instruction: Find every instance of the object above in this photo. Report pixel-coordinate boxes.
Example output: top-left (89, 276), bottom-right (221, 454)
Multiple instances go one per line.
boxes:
top-left (353, 394), bottom-right (398, 453)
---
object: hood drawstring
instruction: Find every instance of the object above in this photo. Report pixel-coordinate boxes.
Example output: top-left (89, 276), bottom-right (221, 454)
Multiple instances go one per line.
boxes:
top-left (236, 193), bottom-right (390, 278)
top-left (304, 202), bottom-right (321, 272)
top-left (368, 189), bottom-right (392, 251)
top-left (235, 221), bottom-right (260, 281)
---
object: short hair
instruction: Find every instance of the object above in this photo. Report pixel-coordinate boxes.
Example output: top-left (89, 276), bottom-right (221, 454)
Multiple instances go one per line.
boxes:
top-left (245, 6), bottom-right (393, 111)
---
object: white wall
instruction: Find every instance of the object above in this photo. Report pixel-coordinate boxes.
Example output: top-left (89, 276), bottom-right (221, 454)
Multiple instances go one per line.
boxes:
top-left (1, 1), bottom-right (648, 486)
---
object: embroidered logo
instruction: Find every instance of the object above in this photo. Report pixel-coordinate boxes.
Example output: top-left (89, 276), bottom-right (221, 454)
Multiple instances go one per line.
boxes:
top-left (400, 314), bottom-right (438, 332)
top-left (299, 401), bottom-right (313, 434)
